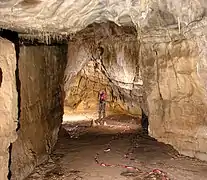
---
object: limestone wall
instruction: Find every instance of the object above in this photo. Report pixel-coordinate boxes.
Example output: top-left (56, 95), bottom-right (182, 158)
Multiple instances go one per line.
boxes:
top-left (0, 38), bottom-right (18, 180)
top-left (140, 32), bottom-right (207, 160)
top-left (11, 45), bottom-right (67, 180)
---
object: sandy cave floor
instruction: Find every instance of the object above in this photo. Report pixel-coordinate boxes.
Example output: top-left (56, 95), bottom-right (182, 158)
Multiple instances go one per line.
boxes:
top-left (26, 115), bottom-right (207, 180)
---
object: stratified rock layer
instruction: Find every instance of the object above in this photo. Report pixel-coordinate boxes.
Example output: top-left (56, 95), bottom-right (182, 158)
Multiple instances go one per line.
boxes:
top-left (11, 45), bottom-right (67, 180)
top-left (0, 38), bottom-right (17, 180)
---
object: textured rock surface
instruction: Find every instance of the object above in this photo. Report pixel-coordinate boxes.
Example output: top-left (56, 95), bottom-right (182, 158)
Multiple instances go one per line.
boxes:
top-left (0, 38), bottom-right (17, 180)
top-left (140, 28), bottom-right (207, 160)
top-left (0, 0), bottom-right (206, 176)
top-left (64, 23), bottom-right (143, 117)
top-left (0, 0), bottom-right (206, 36)
top-left (11, 45), bottom-right (67, 180)
top-left (64, 21), bottom-right (207, 161)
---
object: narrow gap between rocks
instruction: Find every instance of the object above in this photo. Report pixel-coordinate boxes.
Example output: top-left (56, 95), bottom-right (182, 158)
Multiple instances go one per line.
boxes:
top-left (25, 22), bottom-right (207, 180)
top-left (0, 67), bottom-right (2, 87)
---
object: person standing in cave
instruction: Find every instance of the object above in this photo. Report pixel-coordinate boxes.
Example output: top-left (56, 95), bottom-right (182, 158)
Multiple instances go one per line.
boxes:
top-left (98, 90), bottom-right (107, 125)
top-left (141, 108), bottom-right (149, 134)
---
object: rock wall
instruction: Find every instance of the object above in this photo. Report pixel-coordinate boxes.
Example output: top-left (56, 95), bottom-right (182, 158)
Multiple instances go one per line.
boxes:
top-left (64, 23), bottom-right (143, 117)
top-left (64, 60), bottom-right (118, 115)
top-left (65, 22), bottom-right (207, 161)
top-left (0, 38), bottom-right (18, 180)
top-left (11, 45), bottom-right (67, 180)
top-left (140, 29), bottom-right (207, 160)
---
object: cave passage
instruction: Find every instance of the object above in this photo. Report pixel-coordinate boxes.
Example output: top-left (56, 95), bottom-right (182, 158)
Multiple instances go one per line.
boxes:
top-left (1, 21), bottom-right (207, 180)
top-left (26, 21), bottom-right (207, 179)
top-left (1, 1), bottom-right (207, 180)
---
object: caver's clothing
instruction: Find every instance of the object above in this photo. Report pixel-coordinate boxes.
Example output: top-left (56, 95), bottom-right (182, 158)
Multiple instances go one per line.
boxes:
top-left (99, 101), bottom-right (106, 119)
top-left (141, 109), bottom-right (149, 134)
top-left (99, 91), bottom-right (106, 103)
top-left (98, 91), bottom-right (107, 120)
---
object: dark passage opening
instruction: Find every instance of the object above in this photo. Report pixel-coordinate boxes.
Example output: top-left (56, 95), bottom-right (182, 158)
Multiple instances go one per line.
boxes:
top-left (0, 67), bottom-right (2, 87)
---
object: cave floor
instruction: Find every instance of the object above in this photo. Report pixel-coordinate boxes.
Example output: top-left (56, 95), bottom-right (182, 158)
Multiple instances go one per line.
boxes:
top-left (26, 115), bottom-right (207, 180)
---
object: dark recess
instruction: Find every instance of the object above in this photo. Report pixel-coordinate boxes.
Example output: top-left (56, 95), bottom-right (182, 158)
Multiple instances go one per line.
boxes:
top-left (0, 68), bottom-right (2, 87)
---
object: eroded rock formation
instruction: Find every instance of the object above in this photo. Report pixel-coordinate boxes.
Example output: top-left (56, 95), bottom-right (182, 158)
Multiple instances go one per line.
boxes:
top-left (10, 45), bottom-right (67, 180)
top-left (64, 23), bottom-right (143, 117)
top-left (0, 0), bottom-right (207, 179)
top-left (140, 33), bottom-right (207, 160)
top-left (0, 38), bottom-right (18, 180)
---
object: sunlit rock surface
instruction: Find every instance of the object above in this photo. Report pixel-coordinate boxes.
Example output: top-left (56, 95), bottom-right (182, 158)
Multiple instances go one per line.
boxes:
top-left (0, 38), bottom-right (17, 180)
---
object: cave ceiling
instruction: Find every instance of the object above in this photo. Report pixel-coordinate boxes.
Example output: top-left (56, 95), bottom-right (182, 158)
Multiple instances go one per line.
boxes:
top-left (0, 0), bottom-right (206, 38)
